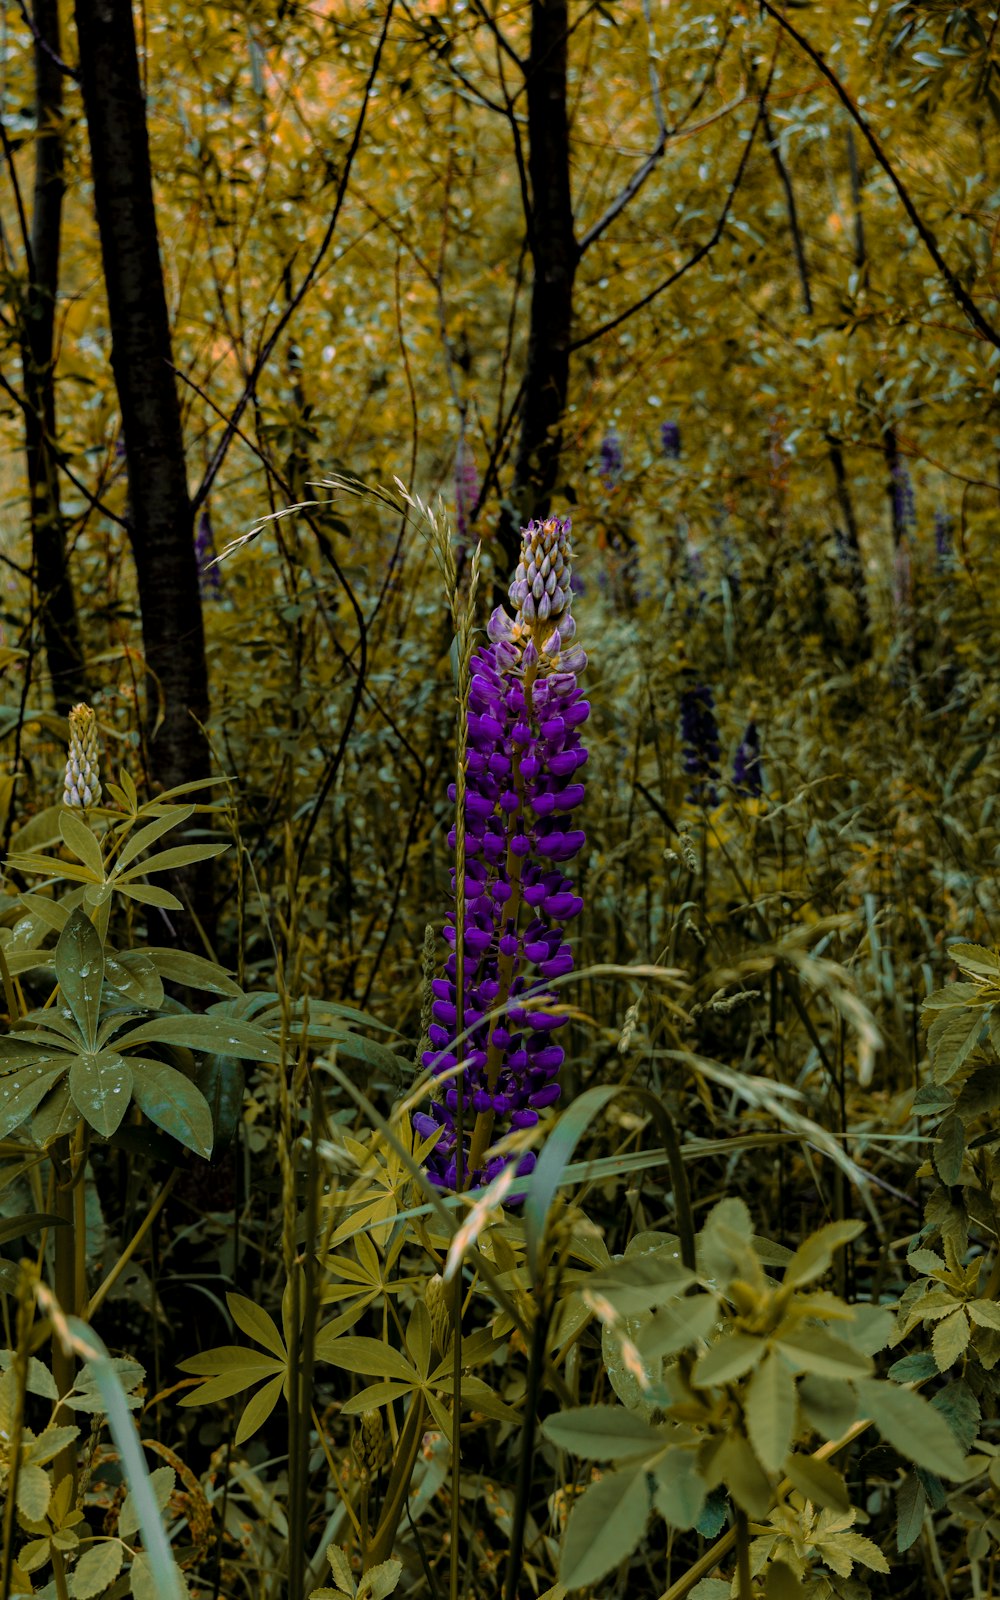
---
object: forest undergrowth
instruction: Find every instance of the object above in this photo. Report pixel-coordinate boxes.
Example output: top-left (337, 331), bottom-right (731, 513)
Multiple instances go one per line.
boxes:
top-left (4, 478), bottom-right (1000, 1600)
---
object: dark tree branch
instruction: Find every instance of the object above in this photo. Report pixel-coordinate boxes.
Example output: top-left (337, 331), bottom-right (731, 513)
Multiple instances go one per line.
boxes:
top-left (191, 2), bottom-right (395, 514)
top-left (761, 102), bottom-right (812, 316)
top-left (758, 0), bottom-right (1000, 351)
top-left (571, 93), bottom-right (767, 351)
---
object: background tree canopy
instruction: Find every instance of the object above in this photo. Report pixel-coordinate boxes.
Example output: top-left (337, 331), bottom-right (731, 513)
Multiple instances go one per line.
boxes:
top-left (3, 3), bottom-right (1000, 1599)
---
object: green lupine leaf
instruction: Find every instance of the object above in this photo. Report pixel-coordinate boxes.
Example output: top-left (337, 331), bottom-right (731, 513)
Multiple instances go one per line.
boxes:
top-left (179, 1363), bottom-right (283, 1406)
top-left (585, 1248), bottom-right (696, 1315)
top-left (227, 1293), bottom-right (286, 1360)
top-left (6, 852), bottom-right (100, 885)
top-left (114, 1015), bottom-right (279, 1062)
top-left (145, 948), bottom-right (243, 996)
top-left (234, 1373), bottom-right (285, 1446)
top-left (104, 950), bottom-right (164, 1010)
top-left (0, 1063), bottom-right (69, 1138)
top-left (68, 1051), bottom-right (133, 1138)
top-left (178, 1347), bottom-right (283, 1377)
top-left (59, 810), bottom-right (106, 879)
top-left (111, 806), bottom-right (195, 874)
top-left (55, 909), bottom-right (105, 1050)
top-left (117, 841), bottom-right (228, 881)
top-left (559, 1462), bottom-right (650, 1588)
top-left (317, 1337), bottom-right (417, 1383)
top-left (130, 1059), bottom-right (213, 1158)
top-left (541, 1404), bottom-right (664, 1460)
top-left (0, 1211), bottom-right (67, 1246)
top-left (32, 1079), bottom-right (83, 1146)
top-left (114, 883), bottom-right (182, 909)
top-left (192, 1056), bottom-right (244, 1150)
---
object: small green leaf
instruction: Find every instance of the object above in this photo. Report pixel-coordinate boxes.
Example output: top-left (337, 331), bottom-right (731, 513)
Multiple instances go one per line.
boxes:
top-left (746, 1351), bottom-right (796, 1473)
top-left (59, 810), bottom-right (106, 880)
top-left (356, 1559), bottom-right (403, 1600)
top-left (711, 1431), bottom-right (772, 1517)
top-left (120, 1466), bottom-right (175, 1539)
top-left (130, 1059), bottom-right (213, 1158)
top-left (968, 1299), bottom-right (1000, 1332)
top-left (227, 1293), bottom-right (286, 1360)
top-left (650, 1448), bottom-right (706, 1530)
top-left (559, 1462), bottom-right (650, 1588)
top-left (948, 944), bottom-right (1000, 979)
top-left (145, 949), bottom-right (243, 997)
top-left (693, 1332), bottom-right (765, 1387)
top-left (896, 1470), bottom-right (926, 1552)
top-left (797, 1375), bottom-right (857, 1440)
top-left (782, 1221), bottom-right (864, 1289)
top-left (112, 806), bottom-right (195, 873)
top-left (69, 1052), bottom-right (133, 1138)
top-left (854, 1377), bottom-right (968, 1479)
top-left (70, 1538), bottom-right (123, 1597)
top-left (16, 1463), bottom-right (51, 1521)
top-left (637, 1294), bottom-right (717, 1360)
top-left (934, 1114), bottom-right (966, 1185)
top-left (775, 1326), bottom-right (872, 1379)
top-left (0, 1063), bottom-right (69, 1139)
top-left (115, 883), bottom-right (183, 909)
top-left (541, 1405), bottom-right (664, 1461)
top-left (932, 1307), bottom-right (970, 1371)
top-left (55, 909), bottom-right (105, 1050)
top-left (234, 1372), bottom-right (284, 1445)
top-left (783, 1453), bottom-right (850, 1512)
top-left (116, 841), bottom-right (228, 881)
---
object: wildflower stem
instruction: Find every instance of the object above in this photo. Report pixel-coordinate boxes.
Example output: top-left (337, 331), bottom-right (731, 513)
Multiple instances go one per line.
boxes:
top-left (368, 1393), bottom-right (427, 1566)
top-left (503, 1287), bottom-right (552, 1600)
top-left (735, 1509), bottom-right (752, 1599)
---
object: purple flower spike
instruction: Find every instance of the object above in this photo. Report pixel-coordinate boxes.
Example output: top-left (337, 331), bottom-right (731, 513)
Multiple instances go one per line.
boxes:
top-left (599, 428), bottom-right (623, 490)
top-left (421, 516), bottom-right (587, 1193)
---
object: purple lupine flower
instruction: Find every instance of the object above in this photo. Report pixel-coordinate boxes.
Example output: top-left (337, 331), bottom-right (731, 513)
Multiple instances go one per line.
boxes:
top-left (679, 683), bottom-right (721, 806)
top-left (733, 721), bottom-right (763, 799)
top-left (891, 459), bottom-right (916, 534)
top-left (455, 435), bottom-right (479, 543)
top-left (934, 509), bottom-right (953, 569)
top-left (661, 421), bottom-right (681, 460)
top-left (417, 516), bottom-right (588, 1192)
top-left (598, 428), bottom-right (623, 490)
top-left (195, 508), bottom-right (221, 595)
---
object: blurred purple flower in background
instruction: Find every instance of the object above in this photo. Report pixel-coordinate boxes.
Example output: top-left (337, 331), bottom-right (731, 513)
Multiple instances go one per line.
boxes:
top-left (599, 427), bottom-right (623, 490)
top-left (416, 517), bottom-right (588, 1191)
top-left (891, 459), bottom-right (916, 534)
top-left (733, 720), bottom-right (763, 798)
top-left (934, 509), bottom-right (954, 569)
top-left (661, 420), bottom-right (681, 460)
top-left (455, 435), bottom-right (479, 543)
top-left (195, 508), bottom-right (221, 596)
top-left (680, 683), bottom-right (721, 806)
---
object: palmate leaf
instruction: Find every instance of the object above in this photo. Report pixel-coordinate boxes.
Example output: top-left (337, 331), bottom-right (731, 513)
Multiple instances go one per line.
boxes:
top-left (129, 1059), bottom-right (213, 1158)
top-left (0, 1063), bottom-right (69, 1138)
top-left (68, 1051), bottom-right (133, 1137)
top-left (114, 1014), bottom-right (279, 1063)
top-left (55, 909), bottom-right (105, 1050)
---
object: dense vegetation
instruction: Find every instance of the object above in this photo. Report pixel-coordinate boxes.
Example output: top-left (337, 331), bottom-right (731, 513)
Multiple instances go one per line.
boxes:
top-left (3, 2), bottom-right (1000, 1597)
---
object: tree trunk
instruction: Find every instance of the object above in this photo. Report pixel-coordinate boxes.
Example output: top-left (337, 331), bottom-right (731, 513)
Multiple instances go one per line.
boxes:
top-left (74, 0), bottom-right (213, 938)
top-left (25, 0), bottom-right (87, 713)
top-left (498, 0), bottom-right (577, 575)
